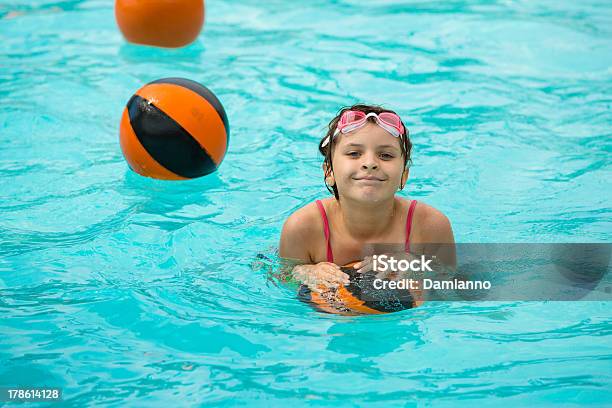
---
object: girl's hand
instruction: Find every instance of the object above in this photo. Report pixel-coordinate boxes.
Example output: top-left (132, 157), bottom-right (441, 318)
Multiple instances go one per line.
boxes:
top-left (353, 256), bottom-right (374, 274)
top-left (292, 262), bottom-right (350, 294)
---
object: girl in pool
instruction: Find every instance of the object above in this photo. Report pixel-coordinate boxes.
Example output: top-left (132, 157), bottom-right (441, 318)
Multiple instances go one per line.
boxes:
top-left (279, 104), bottom-right (456, 295)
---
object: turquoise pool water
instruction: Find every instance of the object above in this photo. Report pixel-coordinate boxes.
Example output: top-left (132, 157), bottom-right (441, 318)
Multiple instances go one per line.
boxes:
top-left (1, 0), bottom-right (611, 405)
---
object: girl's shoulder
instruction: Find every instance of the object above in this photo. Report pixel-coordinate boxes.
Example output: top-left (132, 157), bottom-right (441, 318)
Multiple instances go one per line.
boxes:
top-left (279, 200), bottom-right (330, 262)
top-left (409, 198), bottom-right (448, 221)
top-left (280, 200), bottom-right (328, 242)
top-left (408, 198), bottom-right (453, 243)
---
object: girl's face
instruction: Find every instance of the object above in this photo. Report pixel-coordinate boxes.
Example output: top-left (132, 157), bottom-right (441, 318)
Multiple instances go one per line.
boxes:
top-left (329, 122), bottom-right (407, 203)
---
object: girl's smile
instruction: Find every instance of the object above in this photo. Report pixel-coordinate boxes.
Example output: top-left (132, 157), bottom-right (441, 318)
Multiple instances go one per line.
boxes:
top-left (352, 175), bottom-right (386, 181)
top-left (353, 177), bottom-right (386, 187)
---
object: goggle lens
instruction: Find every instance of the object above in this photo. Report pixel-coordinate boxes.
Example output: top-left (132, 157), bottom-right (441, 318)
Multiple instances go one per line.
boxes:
top-left (322, 110), bottom-right (406, 147)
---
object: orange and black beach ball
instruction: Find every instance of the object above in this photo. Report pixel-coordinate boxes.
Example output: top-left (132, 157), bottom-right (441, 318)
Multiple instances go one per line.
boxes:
top-left (115, 0), bottom-right (205, 48)
top-left (298, 262), bottom-right (416, 315)
top-left (119, 77), bottom-right (229, 180)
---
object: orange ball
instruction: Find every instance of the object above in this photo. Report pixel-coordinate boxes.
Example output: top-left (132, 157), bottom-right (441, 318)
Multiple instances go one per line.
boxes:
top-left (119, 78), bottom-right (229, 180)
top-left (115, 0), bottom-right (205, 48)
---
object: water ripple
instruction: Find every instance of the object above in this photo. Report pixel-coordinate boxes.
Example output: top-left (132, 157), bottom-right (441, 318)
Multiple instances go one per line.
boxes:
top-left (1, 0), bottom-right (611, 405)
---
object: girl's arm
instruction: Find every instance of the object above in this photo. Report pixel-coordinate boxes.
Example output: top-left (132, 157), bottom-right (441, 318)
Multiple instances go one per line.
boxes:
top-left (279, 210), bottom-right (312, 262)
top-left (279, 210), bottom-right (349, 292)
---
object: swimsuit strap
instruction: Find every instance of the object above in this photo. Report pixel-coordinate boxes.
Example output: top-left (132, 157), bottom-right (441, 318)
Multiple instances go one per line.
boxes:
top-left (405, 200), bottom-right (418, 252)
top-left (315, 200), bottom-right (334, 263)
top-left (316, 199), bottom-right (416, 262)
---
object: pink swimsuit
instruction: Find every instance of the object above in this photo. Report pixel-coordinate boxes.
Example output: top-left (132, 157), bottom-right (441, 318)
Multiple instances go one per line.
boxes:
top-left (315, 199), bottom-right (418, 264)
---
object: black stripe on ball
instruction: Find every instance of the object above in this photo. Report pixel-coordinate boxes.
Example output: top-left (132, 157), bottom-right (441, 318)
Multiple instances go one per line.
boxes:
top-left (127, 95), bottom-right (217, 178)
top-left (150, 77), bottom-right (230, 144)
top-left (344, 269), bottom-right (415, 312)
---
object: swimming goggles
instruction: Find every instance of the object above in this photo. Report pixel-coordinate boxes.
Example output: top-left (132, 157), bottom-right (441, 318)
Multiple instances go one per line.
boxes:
top-left (321, 110), bottom-right (405, 147)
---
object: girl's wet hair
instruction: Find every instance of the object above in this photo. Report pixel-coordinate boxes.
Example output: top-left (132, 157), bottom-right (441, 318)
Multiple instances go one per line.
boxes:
top-left (318, 104), bottom-right (413, 199)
